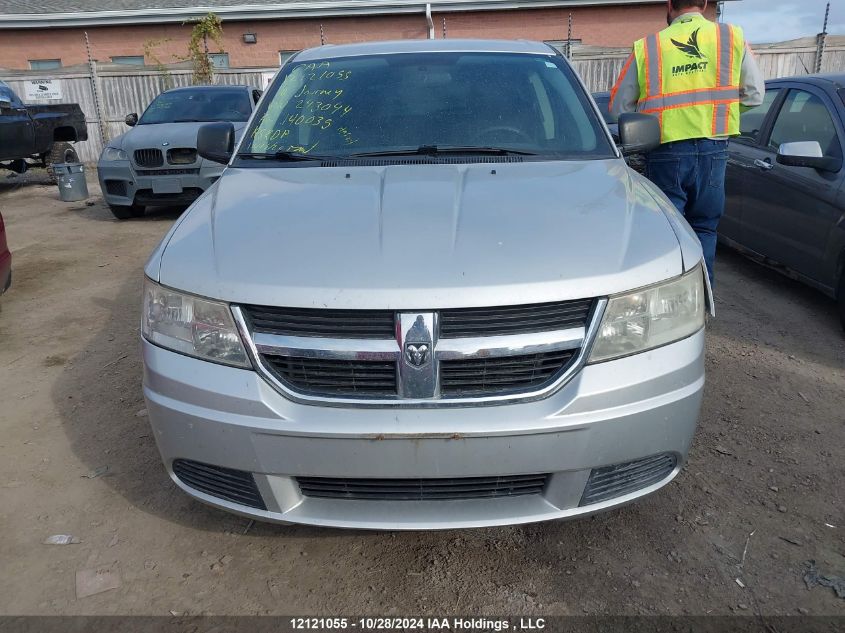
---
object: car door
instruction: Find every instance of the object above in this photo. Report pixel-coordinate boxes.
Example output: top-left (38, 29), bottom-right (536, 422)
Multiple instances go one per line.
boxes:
top-left (0, 84), bottom-right (35, 161)
top-left (738, 83), bottom-right (845, 288)
top-left (722, 86), bottom-right (784, 244)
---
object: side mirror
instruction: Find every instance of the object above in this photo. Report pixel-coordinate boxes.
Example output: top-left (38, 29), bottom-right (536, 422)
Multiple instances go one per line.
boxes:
top-left (197, 121), bottom-right (235, 164)
top-left (125, 113), bottom-right (138, 127)
top-left (0, 94), bottom-right (12, 110)
top-left (777, 141), bottom-right (841, 172)
top-left (618, 112), bottom-right (661, 156)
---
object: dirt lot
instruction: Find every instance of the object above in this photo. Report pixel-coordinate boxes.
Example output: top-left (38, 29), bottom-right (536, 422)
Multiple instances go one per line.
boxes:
top-left (0, 170), bottom-right (843, 618)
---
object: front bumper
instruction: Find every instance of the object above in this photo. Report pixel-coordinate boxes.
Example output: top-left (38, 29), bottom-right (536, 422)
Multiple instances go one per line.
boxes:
top-left (97, 160), bottom-right (223, 207)
top-left (143, 328), bottom-right (705, 530)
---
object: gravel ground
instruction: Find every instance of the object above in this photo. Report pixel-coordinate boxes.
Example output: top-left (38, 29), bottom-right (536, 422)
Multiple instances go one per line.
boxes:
top-left (0, 170), bottom-right (843, 618)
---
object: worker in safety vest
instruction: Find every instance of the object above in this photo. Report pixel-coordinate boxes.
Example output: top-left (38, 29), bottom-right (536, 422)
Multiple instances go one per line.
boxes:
top-left (610, 0), bottom-right (765, 283)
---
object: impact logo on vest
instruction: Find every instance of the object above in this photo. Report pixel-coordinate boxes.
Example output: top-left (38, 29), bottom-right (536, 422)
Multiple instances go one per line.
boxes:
top-left (670, 28), bottom-right (709, 76)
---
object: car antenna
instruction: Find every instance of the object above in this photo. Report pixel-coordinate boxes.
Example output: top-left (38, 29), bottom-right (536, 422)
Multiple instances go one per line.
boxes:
top-left (443, 17), bottom-right (447, 39)
top-left (320, 23), bottom-right (326, 46)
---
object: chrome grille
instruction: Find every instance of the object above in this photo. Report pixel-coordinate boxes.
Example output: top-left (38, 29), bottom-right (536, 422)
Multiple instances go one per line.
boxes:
top-left (440, 350), bottom-right (577, 396)
top-left (440, 299), bottom-right (593, 338)
top-left (263, 356), bottom-right (397, 396)
top-left (134, 148), bottom-right (163, 167)
top-left (297, 474), bottom-right (549, 500)
top-left (243, 305), bottom-right (395, 339)
top-left (236, 298), bottom-right (601, 405)
top-left (580, 453), bottom-right (677, 506)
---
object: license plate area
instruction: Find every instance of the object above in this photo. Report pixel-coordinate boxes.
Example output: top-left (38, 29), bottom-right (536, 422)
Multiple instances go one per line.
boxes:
top-left (151, 178), bottom-right (182, 194)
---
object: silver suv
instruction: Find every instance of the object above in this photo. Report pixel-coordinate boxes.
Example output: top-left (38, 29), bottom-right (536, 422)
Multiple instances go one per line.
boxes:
top-left (142, 39), bottom-right (710, 529)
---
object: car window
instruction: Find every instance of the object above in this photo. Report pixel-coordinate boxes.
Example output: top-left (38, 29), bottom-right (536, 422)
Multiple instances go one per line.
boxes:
top-left (737, 88), bottom-right (780, 145)
top-left (0, 81), bottom-right (23, 108)
top-left (139, 88), bottom-right (252, 124)
top-left (768, 89), bottom-right (842, 159)
top-left (241, 52), bottom-right (614, 160)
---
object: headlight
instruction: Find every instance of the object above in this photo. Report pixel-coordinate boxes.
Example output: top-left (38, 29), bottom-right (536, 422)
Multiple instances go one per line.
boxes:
top-left (102, 147), bottom-right (128, 161)
top-left (142, 278), bottom-right (250, 368)
top-left (589, 264), bottom-right (705, 363)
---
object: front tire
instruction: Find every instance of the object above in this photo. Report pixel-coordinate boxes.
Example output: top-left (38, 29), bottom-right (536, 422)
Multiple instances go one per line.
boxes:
top-left (108, 204), bottom-right (145, 220)
top-left (46, 142), bottom-right (80, 184)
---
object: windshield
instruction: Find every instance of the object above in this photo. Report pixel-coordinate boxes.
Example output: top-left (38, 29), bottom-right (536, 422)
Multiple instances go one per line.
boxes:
top-left (139, 87), bottom-right (251, 125)
top-left (239, 52), bottom-right (614, 160)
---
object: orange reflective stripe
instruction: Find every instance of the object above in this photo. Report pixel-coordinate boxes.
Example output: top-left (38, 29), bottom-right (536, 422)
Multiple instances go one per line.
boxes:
top-left (639, 86), bottom-right (739, 108)
top-left (610, 53), bottom-right (634, 110)
top-left (640, 97), bottom-right (738, 115)
top-left (638, 87), bottom-right (740, 110)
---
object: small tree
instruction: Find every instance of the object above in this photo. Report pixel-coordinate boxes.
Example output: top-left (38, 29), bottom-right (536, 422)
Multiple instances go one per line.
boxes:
top-left (143, 38), bottom-right (175, 90)
top-left (187, 13), bottom-right (224, 85)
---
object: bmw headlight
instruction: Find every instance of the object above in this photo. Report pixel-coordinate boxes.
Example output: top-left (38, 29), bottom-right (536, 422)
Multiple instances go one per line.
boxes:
top-left (589, 264), bottom-right (705, 363)
top-left (142, 278), bottom-right (250, 368)
top-left (102, 147), bottom-right (128, 161)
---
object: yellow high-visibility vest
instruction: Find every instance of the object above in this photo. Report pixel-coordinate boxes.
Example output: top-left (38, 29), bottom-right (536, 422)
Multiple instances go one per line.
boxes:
top-left (633, 15), bottom-right (745, 143)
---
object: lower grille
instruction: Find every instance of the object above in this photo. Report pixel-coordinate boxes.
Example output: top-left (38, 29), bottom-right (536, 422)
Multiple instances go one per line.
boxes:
top-left (580, 453), bottom-right (677, 506)
top-left (297, 474), bottom-right (549, 500)
top-left (264, 356), bottom-right (397, 397)
top-left (172, 459), bottom-right (266, 510)
top-left (440, 350), bottom-right (577, 396)
top-left (134, 187), bottom-right (204, 205)
top-left (104, 180), bottom-right (127, 196)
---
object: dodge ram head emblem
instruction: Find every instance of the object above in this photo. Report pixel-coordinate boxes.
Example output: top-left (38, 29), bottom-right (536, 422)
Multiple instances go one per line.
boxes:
top-left (405, 343), bottom-right (430, 367)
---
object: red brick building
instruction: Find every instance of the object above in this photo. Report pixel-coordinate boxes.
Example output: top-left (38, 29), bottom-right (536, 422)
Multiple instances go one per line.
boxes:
top-left (0, 0), bottom-right (726, 71)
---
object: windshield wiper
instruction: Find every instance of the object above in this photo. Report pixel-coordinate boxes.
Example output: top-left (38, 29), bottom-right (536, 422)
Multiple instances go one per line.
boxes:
top-left (237, 151), bottom-right (332, 162)
top-left (349, 145), bottom-right (538, 158)
top-left (172, 119), bottom-right (203, 123)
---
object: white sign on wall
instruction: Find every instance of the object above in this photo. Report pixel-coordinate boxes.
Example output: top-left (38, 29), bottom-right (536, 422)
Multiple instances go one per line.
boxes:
top-left (24, 78), bottom-right (63, 101)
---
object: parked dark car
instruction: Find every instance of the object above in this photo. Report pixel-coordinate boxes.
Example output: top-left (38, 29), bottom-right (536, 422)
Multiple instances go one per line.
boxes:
top-left (0, 80), bottom-right (88, 182)
top-left (593, 91), bottom-right (646, 174)
top-left (721, 74), bottom-right (845, 328)
top-left (0, 208), bottom-right (10, 295)
top-left (592, 91), bottom-right (618, 136)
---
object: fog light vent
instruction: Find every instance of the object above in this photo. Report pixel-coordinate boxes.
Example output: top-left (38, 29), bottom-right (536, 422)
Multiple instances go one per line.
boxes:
top-left (173, 459), bottom-right (266, 510)
top-left (580, 453), bottom-right (677, 506)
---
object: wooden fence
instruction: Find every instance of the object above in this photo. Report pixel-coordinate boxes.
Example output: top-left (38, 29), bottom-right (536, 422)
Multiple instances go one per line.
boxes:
top-left (2, 35), bottom-right (843, 164)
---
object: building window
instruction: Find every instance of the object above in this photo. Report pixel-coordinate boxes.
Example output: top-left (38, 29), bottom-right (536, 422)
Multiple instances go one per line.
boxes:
top-left (279, 51), bottom-right (296, 66)
top-left (544, 40), bottom-right (582, 55)
top-left (111, 55), bottom-right (145, 65)
top-left (29, 59), bottom-right (62, 70)
top-left (208, 53), bottom-right (230, 69)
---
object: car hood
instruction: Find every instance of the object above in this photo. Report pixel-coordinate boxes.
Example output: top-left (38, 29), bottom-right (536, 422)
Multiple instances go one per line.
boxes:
top-left (119, 121), bottom-right (247, 150)
top-left (151, 160), bottom-right (685, 309)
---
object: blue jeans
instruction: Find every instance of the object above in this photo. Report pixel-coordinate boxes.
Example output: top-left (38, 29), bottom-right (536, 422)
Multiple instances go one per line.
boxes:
top-left (645, 139), bottom-right (728, 284)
